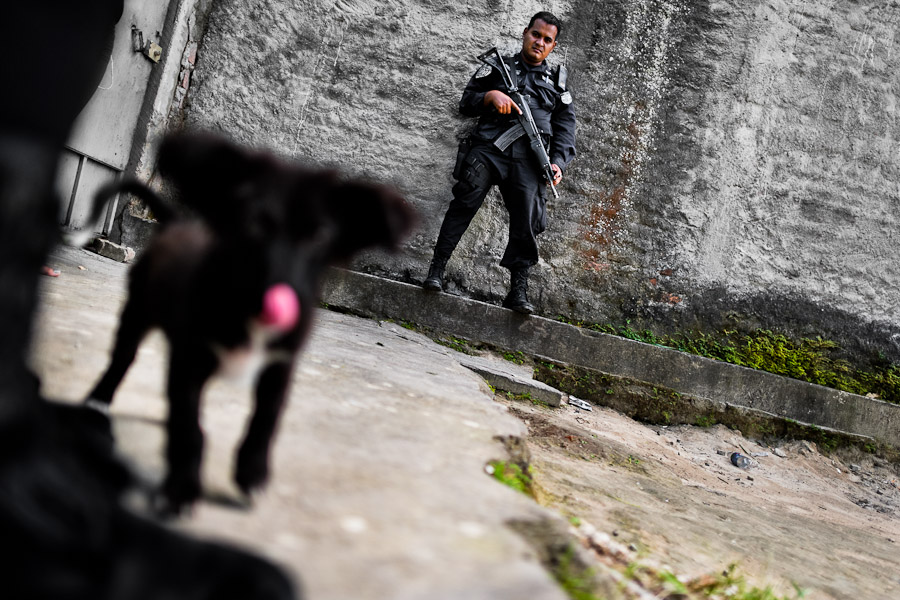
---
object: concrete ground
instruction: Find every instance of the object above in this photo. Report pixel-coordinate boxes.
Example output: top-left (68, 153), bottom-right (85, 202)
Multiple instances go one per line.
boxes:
top-left (32, 246), bottom-right (570, 600)
top-left (30, 246), bottom-right (900, 600)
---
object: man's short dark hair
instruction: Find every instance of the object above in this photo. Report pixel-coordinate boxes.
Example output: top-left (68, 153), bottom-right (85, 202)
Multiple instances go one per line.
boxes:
top-left (527, 11), bottom-right (562, 40)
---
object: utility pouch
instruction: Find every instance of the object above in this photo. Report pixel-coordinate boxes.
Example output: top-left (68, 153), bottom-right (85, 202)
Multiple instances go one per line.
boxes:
top-left (452, 136), bottom-right (472, 180)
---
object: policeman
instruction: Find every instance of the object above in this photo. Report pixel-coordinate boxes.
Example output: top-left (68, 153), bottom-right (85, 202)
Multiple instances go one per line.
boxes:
top-left (423, 11), bottom-right (575, 314)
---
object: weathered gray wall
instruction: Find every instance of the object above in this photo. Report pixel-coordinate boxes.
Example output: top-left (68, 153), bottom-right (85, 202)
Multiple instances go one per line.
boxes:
top-left (182, 0), bottom-right (900, 362)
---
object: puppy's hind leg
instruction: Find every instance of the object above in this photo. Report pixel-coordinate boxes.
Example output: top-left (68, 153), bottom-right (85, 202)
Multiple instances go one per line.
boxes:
top-left (85, 299), bottom-right (151, 414)
top-left (235, 360), bottom-right (294, 496)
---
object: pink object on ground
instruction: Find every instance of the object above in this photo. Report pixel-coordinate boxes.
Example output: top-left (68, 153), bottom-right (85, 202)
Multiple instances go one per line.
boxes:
top-left (259, 283), bottom-right (300, 331)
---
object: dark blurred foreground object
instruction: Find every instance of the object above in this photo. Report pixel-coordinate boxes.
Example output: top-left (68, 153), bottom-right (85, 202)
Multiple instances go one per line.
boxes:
top-left (0, 4), bottom-right (297, 598)
top-left (0, 0), bottom-right (124, 405)
top-left (2, 400), bottom-right (296, 599)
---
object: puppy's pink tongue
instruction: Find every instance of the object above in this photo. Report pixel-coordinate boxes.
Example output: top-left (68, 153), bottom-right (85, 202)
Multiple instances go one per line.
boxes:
top-left (260, 283), bottom-right (300, 331)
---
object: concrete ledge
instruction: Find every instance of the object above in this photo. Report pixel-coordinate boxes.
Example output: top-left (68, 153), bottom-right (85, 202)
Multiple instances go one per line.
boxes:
top-left (456, 354), bottom-right (566, 407)
top-left (89, 238), bottom-right (136, 263)
top-left (321, 268), bottom-right (900, 449)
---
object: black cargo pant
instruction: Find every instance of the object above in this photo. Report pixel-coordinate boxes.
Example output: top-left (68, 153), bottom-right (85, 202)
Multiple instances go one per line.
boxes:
top-left (433, 137), bottom-right (547, 271)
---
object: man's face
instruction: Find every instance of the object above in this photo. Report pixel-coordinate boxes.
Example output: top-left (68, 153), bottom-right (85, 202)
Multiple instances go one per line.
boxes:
top-left (520, 19), bottom-right (558, 65)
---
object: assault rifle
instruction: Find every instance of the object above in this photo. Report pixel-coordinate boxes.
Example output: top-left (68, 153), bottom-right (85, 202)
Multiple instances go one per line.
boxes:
top-left (478, 47), bottom-right (559, 199)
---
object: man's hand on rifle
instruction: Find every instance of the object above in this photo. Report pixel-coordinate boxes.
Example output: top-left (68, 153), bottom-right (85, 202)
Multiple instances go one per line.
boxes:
top-left (485, 90), bottom-right (523, 115)
top-left (550, 164), bottom-right (562, 186)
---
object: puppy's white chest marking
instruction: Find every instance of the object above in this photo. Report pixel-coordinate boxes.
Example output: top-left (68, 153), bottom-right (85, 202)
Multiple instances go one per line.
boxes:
top-left (212, 323), bottom-right (292, 383)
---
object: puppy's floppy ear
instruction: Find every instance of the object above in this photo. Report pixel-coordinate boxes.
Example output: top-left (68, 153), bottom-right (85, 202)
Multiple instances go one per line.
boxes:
top-left (326, 182), bottom-right (416, 259)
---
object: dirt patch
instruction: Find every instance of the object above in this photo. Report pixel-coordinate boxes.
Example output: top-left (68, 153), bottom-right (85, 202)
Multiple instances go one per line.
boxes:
top-left (496, 394), bottom-right (900, 599)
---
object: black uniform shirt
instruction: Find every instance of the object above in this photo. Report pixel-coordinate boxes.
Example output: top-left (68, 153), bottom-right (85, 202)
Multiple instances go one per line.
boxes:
top-left (459, 52), bottom-right (576, 172)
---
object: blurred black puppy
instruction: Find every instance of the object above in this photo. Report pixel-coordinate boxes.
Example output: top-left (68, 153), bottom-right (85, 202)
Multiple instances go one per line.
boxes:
top-left (86, 132), bottom-right (414, 513)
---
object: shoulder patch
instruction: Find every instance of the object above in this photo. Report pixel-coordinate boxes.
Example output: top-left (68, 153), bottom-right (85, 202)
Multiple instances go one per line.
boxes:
top-left (475, 64), bottom-right (493, 79)
top-left (560, 91), bottom-right (573, 105)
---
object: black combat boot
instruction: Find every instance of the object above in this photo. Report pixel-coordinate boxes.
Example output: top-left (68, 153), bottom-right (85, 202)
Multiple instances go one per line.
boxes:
top-left (423, 254), bottom-right (449, 292)
top-left (502, 268), bottom-right (535, 314)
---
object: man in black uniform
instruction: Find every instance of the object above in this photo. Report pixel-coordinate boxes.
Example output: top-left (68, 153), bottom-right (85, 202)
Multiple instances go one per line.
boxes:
top-left (423, 11), bottom-right (576, 314)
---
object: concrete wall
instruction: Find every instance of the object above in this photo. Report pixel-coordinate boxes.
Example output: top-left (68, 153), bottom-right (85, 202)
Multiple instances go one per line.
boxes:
top-left (106, 0), bottom-right (219, 249)
top-left (59, 0), bottom-right (178, 238)
top-left (180, 0), bottom-right (900, 363)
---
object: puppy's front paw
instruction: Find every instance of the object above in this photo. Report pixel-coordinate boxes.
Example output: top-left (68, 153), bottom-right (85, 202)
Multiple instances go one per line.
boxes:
top-left (235, 447), bottom-right (270, 496)
top-left (159, 469), bottom-right (203, 516)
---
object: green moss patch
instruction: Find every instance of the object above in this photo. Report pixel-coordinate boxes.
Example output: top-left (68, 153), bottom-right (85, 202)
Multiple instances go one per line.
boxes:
top-left (487, 460), bottom-right (533, 495)
top-left (556, 320), bottom-right (900, 405)
top-left (624, 561), bottom-right (808, 600)
top-left (487, 435), bottom-right (536, 497)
